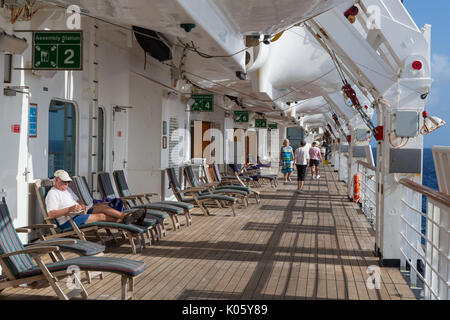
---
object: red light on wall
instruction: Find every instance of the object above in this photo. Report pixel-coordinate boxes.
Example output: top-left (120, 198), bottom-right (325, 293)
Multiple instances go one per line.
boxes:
top-left (117, 131), bottom-right (122, 137)
top-left (412, 61), bottom-right (423, 70)
top-left (344, 6), bottom-right (359, 17)
top-left (344, 5), bottom-right (359, 24)
top-left (11, 124), bottom-right (20, 133)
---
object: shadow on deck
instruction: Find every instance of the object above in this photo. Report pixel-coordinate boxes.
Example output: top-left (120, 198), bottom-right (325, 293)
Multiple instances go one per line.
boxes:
top-left (0, 165), bottom-right (416, 300)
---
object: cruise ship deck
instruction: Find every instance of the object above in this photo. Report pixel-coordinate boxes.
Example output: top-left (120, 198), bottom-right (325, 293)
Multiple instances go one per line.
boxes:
top-left (0, 165), bottom-right (416, 300)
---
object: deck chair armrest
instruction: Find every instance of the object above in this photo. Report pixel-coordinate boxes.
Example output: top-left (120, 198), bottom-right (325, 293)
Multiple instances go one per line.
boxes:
top-left (179, 186), bottom-right (206, 194)
top-left (120, 196), bottom-right (140, 201)
top-left (0, 246), bottom-right (60, 259)
top-left (131, 193), bottom-right (159, 199)
top-left (16, 224), bottom-right (58, 234)
top-left (26, 239), bottom-right (77, 249)
top-left (143, 193), bottom-right (159, 197)
top-left (44, 210), bottom-right (83, 222)
top-left (200, 182), bottom-right (219, 188)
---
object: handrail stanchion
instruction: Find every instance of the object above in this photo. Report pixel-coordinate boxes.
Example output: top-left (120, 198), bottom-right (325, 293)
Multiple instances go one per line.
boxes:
top-left (398, 178), bottom-right (450, 300)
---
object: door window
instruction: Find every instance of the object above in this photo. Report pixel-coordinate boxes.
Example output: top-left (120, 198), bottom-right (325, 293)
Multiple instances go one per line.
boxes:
top-left (48, 100), bottom-right (77, 177)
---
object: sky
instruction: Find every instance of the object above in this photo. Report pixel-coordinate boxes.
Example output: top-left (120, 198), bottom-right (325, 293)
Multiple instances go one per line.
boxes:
top-left (403, 0), bottom-right (450, 147)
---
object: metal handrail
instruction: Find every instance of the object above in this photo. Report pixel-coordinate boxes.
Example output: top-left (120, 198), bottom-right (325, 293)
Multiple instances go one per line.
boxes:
top-left (399, 180), bottom-right (450, 300)
top-left (399, 178), bottom-right (450, 208)
top-left (356, 160), bottom-right (376, 171)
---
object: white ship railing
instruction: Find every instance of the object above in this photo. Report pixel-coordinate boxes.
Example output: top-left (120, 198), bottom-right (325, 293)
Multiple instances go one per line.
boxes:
top-left (340, 153), bottom-right (349, 184)
top-left (357, 160), bottom-right (377, 227)
top-left (399, 178), bottom-right (450, 300)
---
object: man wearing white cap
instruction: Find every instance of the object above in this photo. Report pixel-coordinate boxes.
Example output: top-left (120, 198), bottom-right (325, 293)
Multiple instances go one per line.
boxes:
top-left (45, 170), bottom-right (130, 230)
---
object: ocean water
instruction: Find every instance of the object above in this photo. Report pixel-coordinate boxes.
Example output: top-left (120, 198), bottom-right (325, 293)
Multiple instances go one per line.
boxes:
top-left (372, 148), bottom-right (437, 240)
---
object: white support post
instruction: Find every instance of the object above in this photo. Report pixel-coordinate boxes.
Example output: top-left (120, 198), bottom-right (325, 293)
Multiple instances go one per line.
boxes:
top-left (88, 21), bottom-right (100, 192)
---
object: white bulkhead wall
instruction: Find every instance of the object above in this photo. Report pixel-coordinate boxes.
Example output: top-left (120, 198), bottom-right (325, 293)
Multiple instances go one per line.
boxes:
top-left (0, 14), bottom-right (96, 238)
top-left (0, 11), bottom-right (191, 239)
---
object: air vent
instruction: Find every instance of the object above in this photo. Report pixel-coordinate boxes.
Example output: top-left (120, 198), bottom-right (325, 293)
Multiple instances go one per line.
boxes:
top-left (132, 26), bottom-right (172, 62)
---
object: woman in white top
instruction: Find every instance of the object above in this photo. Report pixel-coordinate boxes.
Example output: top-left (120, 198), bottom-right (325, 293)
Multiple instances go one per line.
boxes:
top-left (294, 140), bottom-right (309, 194)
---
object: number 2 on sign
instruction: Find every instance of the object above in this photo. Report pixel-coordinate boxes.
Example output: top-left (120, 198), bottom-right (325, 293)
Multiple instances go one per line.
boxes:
top-left (64, 49), bottom-right (75, 64)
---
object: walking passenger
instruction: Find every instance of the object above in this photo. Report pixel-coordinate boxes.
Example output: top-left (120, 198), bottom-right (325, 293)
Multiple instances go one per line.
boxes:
top-left (309, 141), bottom-right (323, 179)
top-left (280, 139), bottom-right (295, 184)
top-left (295, 140), bottom-right (309, 194)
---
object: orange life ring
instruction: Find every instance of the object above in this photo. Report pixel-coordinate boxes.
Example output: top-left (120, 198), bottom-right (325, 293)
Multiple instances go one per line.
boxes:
top-left (353, 174), bottom-right (360, 203)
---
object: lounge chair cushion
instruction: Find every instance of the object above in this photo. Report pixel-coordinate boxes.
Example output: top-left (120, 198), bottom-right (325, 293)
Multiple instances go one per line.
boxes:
top-left (133, 204), bottom-right (184, 215)
top-left (142, 218), bottom-right (157, 228)
top-left (201, 189), bottom-right (248, 196)
top-left (145, 210), bottom-right (169, 220)
top-left (26, 239), bottom-right (105, 256)
top-left (216, 185), bottom-right (251, 193)
top-left (155, 201), bottom-right (194, 211)
top-left (197, 194), bottom-right (237, 202)
top-left (61, 222), bottom-right (148, 234)
top-left (181, 194), bottom-right (237, 203)
top-left (19, 256), bottom-right (146, 278)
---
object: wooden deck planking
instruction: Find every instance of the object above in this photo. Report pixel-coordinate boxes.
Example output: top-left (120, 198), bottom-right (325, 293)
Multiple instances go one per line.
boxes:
top-left (0, 165), bottom-right (416, 300)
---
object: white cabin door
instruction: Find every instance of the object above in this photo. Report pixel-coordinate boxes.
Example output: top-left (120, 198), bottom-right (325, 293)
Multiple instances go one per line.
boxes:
top-left (112, 107), bottom-right (129, 172)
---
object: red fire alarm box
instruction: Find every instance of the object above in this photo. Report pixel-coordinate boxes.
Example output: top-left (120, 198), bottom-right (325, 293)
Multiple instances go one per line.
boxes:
top-left (11, 124), bottom-right (20, 133)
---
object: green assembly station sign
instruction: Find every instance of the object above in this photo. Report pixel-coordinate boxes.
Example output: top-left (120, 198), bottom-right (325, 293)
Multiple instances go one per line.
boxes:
top-left (33, 31), bottom-right (83, 70)
top-left (255, 119), bottom-right (267, 128)
top-left (191, 94), bottom-right (214, 112)
top-left (268, 124), bottom-right (278, 130)
top-left (234, 111), bottom-right (249, 123)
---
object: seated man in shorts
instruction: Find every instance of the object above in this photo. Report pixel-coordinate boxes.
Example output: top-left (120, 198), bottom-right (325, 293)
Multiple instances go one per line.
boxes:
top-left (46, 170), bottom-right (131, 230)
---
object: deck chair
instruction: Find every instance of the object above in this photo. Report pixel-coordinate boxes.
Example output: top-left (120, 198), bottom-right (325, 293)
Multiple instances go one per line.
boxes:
top-left (166, 167), bottom-right (237, 217)
top-left (70, 176), bottom-right (158, 248)
top-left (212, 163), bottom-right (259, 188)
top-left (184, 165), bottom-right (249, 207)
top-left (113, 170), bottom-right (194, 231)
top-left (98, 172), bottom-right (186, 231)
top-left (0, 199), bottom-right (146, 300)
top-left (229, 164), bottom-right (278, 188)
top-left (35, 179), bottom-right (153, 254)
top-left (204, 164), bottom-right (260, 204)
top-left (2, 197), bottom-right (105, 284)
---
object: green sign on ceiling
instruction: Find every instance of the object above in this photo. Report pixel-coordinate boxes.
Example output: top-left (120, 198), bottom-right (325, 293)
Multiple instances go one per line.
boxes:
top-left (234, 111), bottom-right (249, 123)
top-left (268, 123), bottom-right (278, 130)
top-left (33, 31), bottom-right (83, 70)
top-left (191, 94), bottom-right (214, 112)
top-left (255, 119), bottom-right (267, 128)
